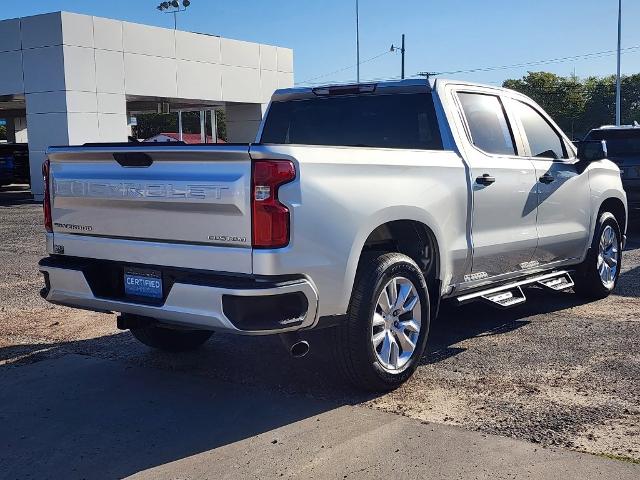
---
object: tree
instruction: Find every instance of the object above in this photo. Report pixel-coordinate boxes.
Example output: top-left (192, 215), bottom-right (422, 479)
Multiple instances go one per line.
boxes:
top-left (503, 72), bottom-right (640, 139)
top-left (503, 72), bottom-right (586, 138)
top-left (0, 124), bottom-right (6, 141)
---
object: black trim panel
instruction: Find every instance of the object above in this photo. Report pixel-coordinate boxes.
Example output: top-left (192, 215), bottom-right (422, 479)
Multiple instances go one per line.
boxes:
top-left (39, 255), bottom-right (305, 307)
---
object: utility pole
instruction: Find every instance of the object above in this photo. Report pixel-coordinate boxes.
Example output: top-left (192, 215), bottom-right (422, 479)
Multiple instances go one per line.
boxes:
top-left (401, 34), bottom-right (405, 79)
top-left (616, 0), bottom-right (622, 125)
top-left (391, 35), bottom-right (406, 79)
top-left (356, 0), bottom-right (360, 83)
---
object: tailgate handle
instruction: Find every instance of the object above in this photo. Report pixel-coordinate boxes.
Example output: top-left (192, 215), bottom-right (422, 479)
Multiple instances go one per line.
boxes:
top-left (113, 152), bottom-right (153, 167)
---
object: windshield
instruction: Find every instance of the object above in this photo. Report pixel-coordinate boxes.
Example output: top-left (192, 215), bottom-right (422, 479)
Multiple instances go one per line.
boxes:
top-left (260, 93), bottom-right (443, 150)
top-left (585, 129), bottom-right (640, 156)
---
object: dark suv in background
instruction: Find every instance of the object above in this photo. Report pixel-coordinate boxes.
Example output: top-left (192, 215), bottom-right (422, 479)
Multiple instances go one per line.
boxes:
top-left (585, 125), bottom-right (640, 216)
top-left (0, 144), bottom-right (29, 187)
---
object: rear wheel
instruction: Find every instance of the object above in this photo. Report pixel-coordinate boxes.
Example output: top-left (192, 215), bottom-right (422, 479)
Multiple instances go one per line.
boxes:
top-left (335, 252), bottom-right (430, 391)
top-left (574, 212), bottom-right (622, 299)
top-left (130, 324), bottom-right (213, 352)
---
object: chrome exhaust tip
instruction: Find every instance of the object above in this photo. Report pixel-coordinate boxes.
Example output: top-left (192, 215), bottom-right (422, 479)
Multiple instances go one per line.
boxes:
top-left (289, 340), bottom-right (310, 358)
top-left (280, 333), bottom-right (310, 358)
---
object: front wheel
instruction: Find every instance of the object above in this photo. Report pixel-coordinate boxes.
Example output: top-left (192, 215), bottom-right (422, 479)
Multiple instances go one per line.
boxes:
top-left (130, 324), bottom-right (213, 352)
top-left (335, 252), bottom-right (430, 392)
top-left (574, 211), bottom-right (622, 299)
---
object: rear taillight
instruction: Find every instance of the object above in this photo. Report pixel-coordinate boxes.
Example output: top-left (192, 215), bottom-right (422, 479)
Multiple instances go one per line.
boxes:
top-left (251, 160), bottom-right (295, 248)
top-left (42, 158), bottom-right (52, 233)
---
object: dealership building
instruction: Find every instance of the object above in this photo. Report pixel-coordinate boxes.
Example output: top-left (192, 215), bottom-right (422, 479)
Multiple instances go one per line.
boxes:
top-left (0, 11), bottom-right (294, 198)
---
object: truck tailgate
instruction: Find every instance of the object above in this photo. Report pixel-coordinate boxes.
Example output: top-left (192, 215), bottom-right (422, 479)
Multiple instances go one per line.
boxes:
top-left (47, 145), bottom-right (253, 270)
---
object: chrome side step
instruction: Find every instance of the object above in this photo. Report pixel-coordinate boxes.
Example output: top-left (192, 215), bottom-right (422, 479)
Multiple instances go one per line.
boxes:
top-left (456, 270), bottom-right (573, 308)
top-left (536, 271), bottom-right (574, 291)
top-left (481, 286), bottom-right (526, 308)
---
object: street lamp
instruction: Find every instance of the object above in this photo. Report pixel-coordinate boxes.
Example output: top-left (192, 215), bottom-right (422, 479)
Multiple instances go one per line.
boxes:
top-left (157, 0), bottom-right (191, 30)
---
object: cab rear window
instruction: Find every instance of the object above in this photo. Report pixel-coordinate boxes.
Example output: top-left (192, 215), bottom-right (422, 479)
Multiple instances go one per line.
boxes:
top-left (260, 93), bottom-right (443, 150)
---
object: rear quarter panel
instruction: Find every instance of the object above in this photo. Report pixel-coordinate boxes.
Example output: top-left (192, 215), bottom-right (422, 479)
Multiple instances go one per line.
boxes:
top-left (250, 144), bottom-right (470, 317)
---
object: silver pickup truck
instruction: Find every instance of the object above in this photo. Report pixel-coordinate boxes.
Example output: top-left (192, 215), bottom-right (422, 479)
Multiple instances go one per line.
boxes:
top-left (39, 79), bottom-right (627, 391)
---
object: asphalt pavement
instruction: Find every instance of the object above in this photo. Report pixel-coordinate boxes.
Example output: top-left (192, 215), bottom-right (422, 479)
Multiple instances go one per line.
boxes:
top-left (1, 354), bottom-right (638, 480)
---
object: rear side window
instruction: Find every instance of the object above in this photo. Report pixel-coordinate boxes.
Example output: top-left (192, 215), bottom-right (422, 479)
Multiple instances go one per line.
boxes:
top-left (458, 92), bottom-right (516, 156)
top-left (260, 93), bottom-right (442, 150)
top-left (513, 101), bottom-right (568, 159)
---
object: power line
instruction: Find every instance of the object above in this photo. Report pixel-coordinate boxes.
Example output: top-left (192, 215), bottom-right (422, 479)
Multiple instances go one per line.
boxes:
top-left (296, 50), bottom-right (392, 85)
top-left (423, 45), bottom-right (640, 77)
top-left (297, 44), bottom-right (640, 88)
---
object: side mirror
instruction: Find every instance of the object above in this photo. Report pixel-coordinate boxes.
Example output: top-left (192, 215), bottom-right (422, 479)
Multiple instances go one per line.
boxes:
top-left (577, 139), bottom-right (608, 162)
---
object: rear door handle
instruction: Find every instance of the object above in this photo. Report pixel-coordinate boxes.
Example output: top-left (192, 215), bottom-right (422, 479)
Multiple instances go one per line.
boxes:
top-left (539, 173), bottom-right (555, 184)
top-left (476, 174), bottom-right (496, 186)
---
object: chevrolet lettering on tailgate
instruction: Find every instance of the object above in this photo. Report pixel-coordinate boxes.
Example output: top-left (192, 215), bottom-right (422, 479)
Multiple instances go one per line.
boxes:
top-left (54, 180), bottom-right (229, 201)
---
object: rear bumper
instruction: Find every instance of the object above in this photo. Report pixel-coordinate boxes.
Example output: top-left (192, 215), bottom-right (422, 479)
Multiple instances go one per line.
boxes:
top-left (39, 256), bottom-right (319, 335)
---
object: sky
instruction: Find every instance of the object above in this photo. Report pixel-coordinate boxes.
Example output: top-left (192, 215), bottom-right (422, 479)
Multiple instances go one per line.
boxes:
top-left (3, 1), bottom-right (640, 86)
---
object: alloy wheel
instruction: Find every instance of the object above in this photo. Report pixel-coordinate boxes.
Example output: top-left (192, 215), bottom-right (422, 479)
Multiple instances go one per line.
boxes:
top-left (597, 225), bottom-right (619, 289)
top-left (371, 276), bottom-right (422, 372)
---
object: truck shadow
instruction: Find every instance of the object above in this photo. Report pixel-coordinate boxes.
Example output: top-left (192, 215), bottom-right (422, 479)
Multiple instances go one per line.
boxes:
top-left (614, 265), bottom-right (640, 298)
top-left (0, 351), bottom-right (346, 479)
top-left (615, 219), bottom-right (640, 297)
top-left (425, 286), bottom-right (592, 365)
top-left (427, 232), bottom-right (639, 363)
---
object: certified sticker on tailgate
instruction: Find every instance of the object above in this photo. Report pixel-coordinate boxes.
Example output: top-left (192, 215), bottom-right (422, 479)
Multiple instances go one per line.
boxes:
top-left (124, 270), bottom-right (163, 299)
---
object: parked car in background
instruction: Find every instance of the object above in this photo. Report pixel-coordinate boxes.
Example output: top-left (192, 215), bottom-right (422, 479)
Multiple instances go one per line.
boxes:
top-left (0, 148), bottom-right (12, 186)
top-left (585, 125), bottom-right (640, 216)
top-left (0, 143), bottom-right (29, 186)
top-left (144, 132), bottom-right (225, 144)
top-left (39, 79), bottom-right (627, 391)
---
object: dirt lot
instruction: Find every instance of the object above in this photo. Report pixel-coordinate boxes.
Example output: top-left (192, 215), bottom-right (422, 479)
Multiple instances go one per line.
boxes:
top-left (1, 197), bottom-right (639, 464)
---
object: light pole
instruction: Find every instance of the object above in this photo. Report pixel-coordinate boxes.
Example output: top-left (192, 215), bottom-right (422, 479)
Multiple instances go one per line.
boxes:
top-left (391, 34), bottom-right (406, 79)
top-left (616, 0), bottom-right (622, 126)
top-left (356, 0), bottom-right (360, 83)
top-left (157, 0), bottom-right (191, 30)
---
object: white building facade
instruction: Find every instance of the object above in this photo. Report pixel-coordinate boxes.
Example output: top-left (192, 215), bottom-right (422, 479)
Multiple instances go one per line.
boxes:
top-left (0, 11), bottom-right (294, 198)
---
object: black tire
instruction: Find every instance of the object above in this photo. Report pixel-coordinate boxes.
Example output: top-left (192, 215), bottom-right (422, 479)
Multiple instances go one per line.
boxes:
top-left (335, 252), bottom-right (430, 392)
top-left (130, 324), bottom-right (213, 352)
top-left (573, 211), bottom-right (622, 300)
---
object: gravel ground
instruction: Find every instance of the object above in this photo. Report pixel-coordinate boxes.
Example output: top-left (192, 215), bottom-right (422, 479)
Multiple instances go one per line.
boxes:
top-left (1, 196), bottom-right (638, 464)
